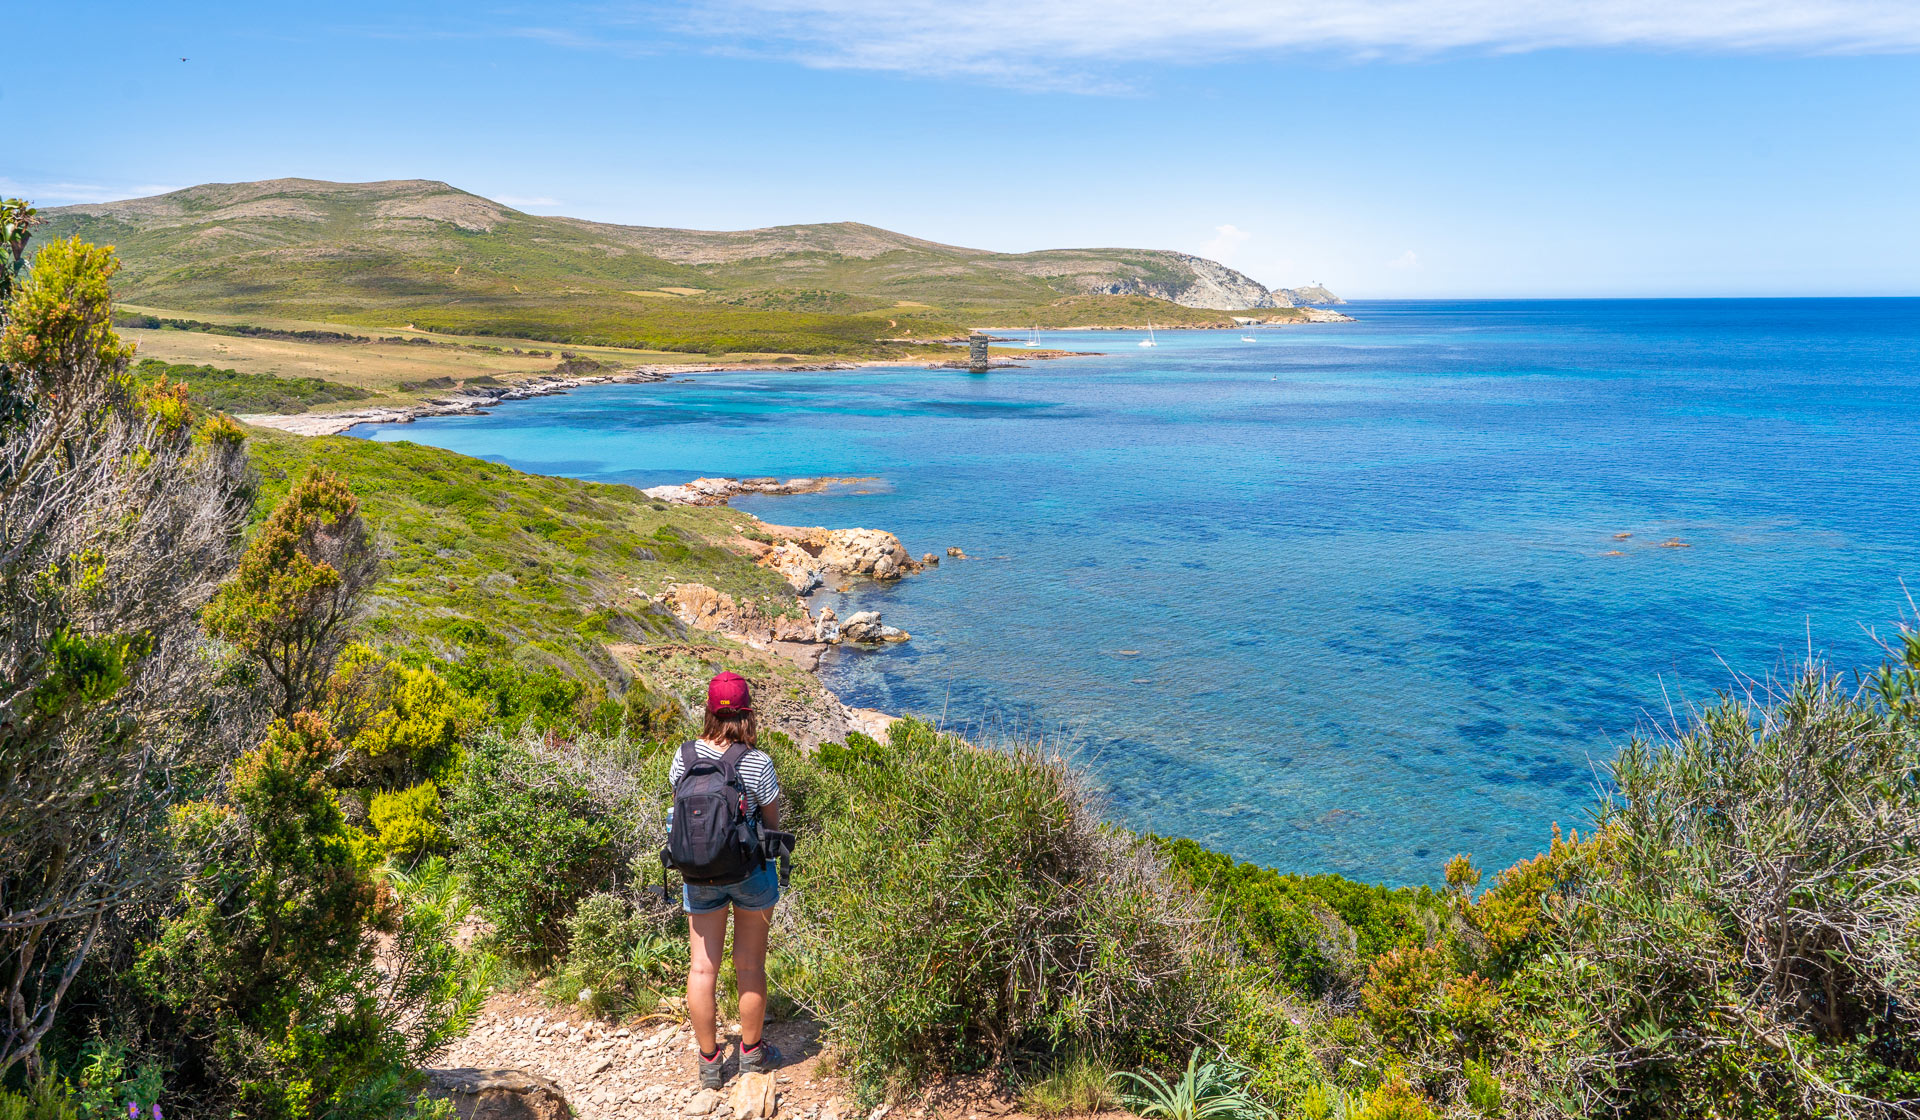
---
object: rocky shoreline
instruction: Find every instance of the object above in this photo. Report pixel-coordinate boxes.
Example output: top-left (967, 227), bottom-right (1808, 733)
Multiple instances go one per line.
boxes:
top-left (237, 313), bottom-right (1355, 438)
top-left (238, 358), bottom-right (965, 437)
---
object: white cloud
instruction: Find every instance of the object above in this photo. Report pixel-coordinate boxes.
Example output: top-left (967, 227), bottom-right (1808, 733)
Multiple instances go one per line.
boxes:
top-left (0, 178), bottom-right (184, 206)
top-left (1388, 249), bottom-right (1420, 270)
top-left (1198, 223), bottom-right (1252, 264)
top-left (655, 0), bottom-right (1920, 85)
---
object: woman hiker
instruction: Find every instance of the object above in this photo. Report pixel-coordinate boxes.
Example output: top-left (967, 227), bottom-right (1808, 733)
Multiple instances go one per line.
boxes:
top-left (670, 671), bottom-right (784, 1087)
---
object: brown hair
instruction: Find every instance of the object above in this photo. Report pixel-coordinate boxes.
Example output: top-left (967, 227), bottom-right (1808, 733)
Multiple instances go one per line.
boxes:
top-left (702, 708), bottom-right (757, 747)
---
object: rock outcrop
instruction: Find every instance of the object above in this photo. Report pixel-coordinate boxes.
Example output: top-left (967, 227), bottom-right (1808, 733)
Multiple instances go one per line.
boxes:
top-left (641, 476), bottom-right (853, 507)
top-left (423, 1067), bottom-right (573, 1120)
top-left (661, 585), bottom-right (831, 646)
top-left (815, 528), bottom-right (916, 581)
top-left (761, 542), bottom-right (825, 595)
top-left (838, 611), bottom-right (908, 644)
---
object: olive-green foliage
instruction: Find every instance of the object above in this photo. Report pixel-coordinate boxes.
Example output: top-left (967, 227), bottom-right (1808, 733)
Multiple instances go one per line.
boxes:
top-left (132, 358), bottom-right (369, 414)
top-left (446, 730), bottom-right (660, 958)
top-left (369, 782), bottom-right (450, 862)
top-left (1507, 653), bottom-right (1920, 1118)
top-left (1158, 838), bottom-right (1446, 995)
top-left (784, 720), bottom-right (1218, 1095)
top-left (0, 1078), bottom-right (78, 1120)
top-left (202, 465), bottom-right (378, 719)
top-left (327, 644), bottom-right (478, 789)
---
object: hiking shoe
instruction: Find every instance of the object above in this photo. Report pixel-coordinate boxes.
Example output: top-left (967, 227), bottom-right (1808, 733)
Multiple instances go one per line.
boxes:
top-left (697, 1047), bottom-right (726, 1089)
top-left (737, 1039), bottom-right (783, 1076)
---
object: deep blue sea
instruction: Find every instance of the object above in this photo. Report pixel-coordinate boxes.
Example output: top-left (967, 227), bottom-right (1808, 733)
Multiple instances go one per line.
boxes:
top-left (356, 299), bottom-right (1920, 884)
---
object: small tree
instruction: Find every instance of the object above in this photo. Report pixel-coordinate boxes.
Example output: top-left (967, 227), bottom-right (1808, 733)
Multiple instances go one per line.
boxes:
top-left (0, 235), bottom-right (253, 1075)
top-left (204, 468), bottom-right (378, 718)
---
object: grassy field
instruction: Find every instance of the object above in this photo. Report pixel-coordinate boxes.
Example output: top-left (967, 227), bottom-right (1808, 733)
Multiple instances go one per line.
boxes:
top-left (247, 429), bottom-right (821, 717)
top-left (116, 302), bottom-right (957, 410)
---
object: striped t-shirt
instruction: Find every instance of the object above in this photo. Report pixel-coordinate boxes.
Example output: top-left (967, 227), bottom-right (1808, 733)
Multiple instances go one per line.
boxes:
top-left (667, 739), bottom-right (781, 813)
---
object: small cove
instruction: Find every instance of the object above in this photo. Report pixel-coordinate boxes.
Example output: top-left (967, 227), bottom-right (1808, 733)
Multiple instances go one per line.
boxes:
top-left (356, 298), bottom-right (1920, 883)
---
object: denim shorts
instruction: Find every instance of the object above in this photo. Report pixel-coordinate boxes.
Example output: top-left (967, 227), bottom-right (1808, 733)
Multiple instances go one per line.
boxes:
top-left (683, 861), bottom-right (779, 915)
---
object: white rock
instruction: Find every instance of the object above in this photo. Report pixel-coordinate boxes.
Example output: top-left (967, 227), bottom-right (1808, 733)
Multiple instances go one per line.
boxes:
top-left (685, 1089), bottom-right (721, 1116)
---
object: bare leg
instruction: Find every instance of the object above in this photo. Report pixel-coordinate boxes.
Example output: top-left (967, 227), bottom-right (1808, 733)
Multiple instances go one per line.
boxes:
top-left (687, 907), bottom-right (731, 1057)
top-left (730, 905), bottom-right (773, 1047)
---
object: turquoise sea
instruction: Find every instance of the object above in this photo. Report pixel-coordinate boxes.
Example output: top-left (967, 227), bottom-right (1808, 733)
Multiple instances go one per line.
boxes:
top-left (357, 299), bottom-right (1920, 884)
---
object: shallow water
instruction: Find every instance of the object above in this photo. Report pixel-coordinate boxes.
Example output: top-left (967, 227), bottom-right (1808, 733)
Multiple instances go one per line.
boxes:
top-left (357, 299), bottom-right (1920, 883)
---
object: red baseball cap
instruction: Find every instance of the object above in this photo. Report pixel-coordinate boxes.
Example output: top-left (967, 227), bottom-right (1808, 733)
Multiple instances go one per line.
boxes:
top-left (706, 672), bottom-right (752, 715)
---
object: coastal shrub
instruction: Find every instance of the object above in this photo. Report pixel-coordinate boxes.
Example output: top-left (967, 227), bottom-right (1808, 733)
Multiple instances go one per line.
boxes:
top-left (446, 729), bottom-right (657, 958)
top-left (327, 644), bottom-right (478, 787)
top-left (1159, 839), bottom-right (1444, 996)
top-left (784, 719), bottom-right (1217, 1094)
top-left (550, 893), bottom-right (689, 1018)
top-left (369, 781), bottom-right (450, 862)
top-left (203, 466), bottom-right (379, 719)
top-left (0, 236), bottom-right (254, 1075)
top-left (1359, 947), bottom-right (1449, 1048)
top-left (1505, 657), bottom-right (1920, 1118)
top-left (136, 716), bottom-right (488, 1119)
top-left (0, 1078), bottom-right (80, 1120)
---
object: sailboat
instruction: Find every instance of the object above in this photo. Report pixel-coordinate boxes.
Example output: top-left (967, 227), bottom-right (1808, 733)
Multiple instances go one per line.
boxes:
top-left (1240, 332), bottom-right (1258, 342)
top-left (1138, 322), bottom-right (1157, 348)
top-left (1024, 324), bottom-right (1040, 348)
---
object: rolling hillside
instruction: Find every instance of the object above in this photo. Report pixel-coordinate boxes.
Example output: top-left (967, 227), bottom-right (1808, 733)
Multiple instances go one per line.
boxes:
top-left (41, 178), bottom-right (1333, 356)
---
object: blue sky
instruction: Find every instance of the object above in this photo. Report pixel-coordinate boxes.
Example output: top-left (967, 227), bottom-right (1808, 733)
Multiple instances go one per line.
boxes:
top-left (15, 1), bottom-right (1920, 297)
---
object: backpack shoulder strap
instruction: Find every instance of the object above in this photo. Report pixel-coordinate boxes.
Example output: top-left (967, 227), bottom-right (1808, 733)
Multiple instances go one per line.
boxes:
top-left (716, 742), bottom-right (752, 785)
top-left (675, 740), bottom-right (703, 782)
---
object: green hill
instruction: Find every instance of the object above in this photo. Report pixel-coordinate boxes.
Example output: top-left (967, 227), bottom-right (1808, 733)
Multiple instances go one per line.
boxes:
top-left (40, 178), bottom-right (1326, 357)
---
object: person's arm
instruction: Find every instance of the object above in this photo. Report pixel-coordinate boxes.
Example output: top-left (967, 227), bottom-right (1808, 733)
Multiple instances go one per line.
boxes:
top-left (759, 798), bottom-right (782, 830)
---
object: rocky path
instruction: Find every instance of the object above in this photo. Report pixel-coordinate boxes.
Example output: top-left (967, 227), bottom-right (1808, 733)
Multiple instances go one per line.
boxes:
top-left (435, 994), bottom-right (845, 1120)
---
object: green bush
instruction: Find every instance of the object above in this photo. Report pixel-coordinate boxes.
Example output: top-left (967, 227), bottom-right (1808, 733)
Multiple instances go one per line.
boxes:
top-left (1505, 656), bottom-right (1920, 1117)
top-left (1158, 839), bottom-right (1446, 996)
top-left (784, 720), bottom-right (1218, 1094)
top-left (328, 645), bottom-right (479, 788)
top-left (369, 781), bottom-right (449, 862)
top-left (549, 892), bottom-right (688, 1018)
top-left (446, 730), bottom-right (657, 958)
top-left (131, 358), bottom-right (370, 414)
top-left (0, 1078), bottom-right (79, 1120)
top-left (136, 716), bottom-right (489, 1120)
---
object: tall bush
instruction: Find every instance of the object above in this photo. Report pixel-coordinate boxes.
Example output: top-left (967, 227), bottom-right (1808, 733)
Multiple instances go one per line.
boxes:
top-left (137, 715), bottom-right (487, 1119)
top-left (0, 236), bottom-right (252, 1075)
top-left (204, 467), bottom-right (378, 718)
top-left (784, 721), bottom-right (1217, 1094)
top-left (446, 730), bottom-right (660, 958)
top-left (1527, 656), bottom-right (1920, 1117)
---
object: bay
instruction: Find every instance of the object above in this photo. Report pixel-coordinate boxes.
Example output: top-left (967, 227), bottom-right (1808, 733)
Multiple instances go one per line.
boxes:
top-left (356, 298), bottom-right (1920, 883)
